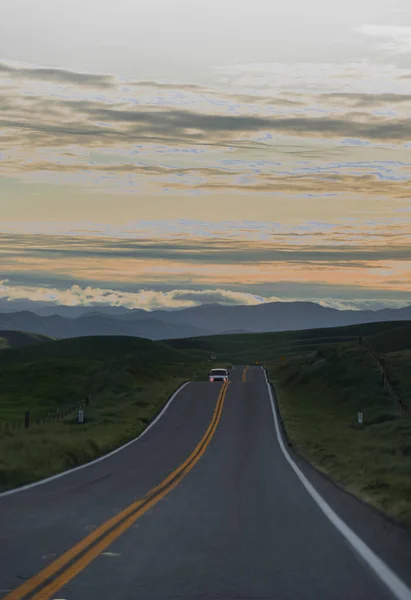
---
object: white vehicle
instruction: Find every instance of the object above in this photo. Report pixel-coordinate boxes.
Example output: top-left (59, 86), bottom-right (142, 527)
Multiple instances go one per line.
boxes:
top-left (209, 368), bottom-right (229, 383)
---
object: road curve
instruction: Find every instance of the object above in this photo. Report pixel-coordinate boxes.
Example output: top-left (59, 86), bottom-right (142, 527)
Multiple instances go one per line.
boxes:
top-left (1, 365), bottom-right (411, 600)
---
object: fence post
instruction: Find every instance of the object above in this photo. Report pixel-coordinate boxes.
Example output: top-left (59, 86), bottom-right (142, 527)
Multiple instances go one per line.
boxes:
top-left (24, 410), bottom-right (30, 429)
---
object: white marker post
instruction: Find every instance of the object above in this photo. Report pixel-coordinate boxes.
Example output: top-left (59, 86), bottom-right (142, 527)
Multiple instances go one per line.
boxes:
top-left (358, 411), bottom-right (363, 425)
top-left (78, 408), bottom-right (84, 424)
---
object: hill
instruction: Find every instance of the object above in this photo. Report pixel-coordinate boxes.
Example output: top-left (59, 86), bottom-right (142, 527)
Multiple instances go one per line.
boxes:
top-left (259, 320), bottom-right (411, 526)
top-left (0, 333), bottom-right (214, 490)
top-left (368, 322), bottom-right (411, 354)
top-left (0, 330), bottom-right (53, 350)
top-left (0, 334), bottom-right (204, 367)
top-left (164, 320), bottom-right (411, 363)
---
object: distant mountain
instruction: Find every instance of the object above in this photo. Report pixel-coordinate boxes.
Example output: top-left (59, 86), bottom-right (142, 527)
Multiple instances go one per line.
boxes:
top-left (35, 305), bottom-right (136, 318)
top-left (0, 299), bottom-right (140, 318)
top-left (141, 301), bottom-right (411, 335)
top-left (0, 301), bottom-right (410, 340)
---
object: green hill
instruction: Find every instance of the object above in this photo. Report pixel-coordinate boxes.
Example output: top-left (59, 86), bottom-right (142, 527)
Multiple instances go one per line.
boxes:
top-left (0, 334), bottom-right (212, 490)
top-left (368, 322), bottom-right (411, 353)
top-left (263, 321), bottom-right (411, 526)
top-left (0, 334), bottom-right (204, 366)
top-left (164, 320), bottom-right (409, 363)
top-left (0, 330), bottom-right (54, 350)
top-left (0, 335), bottom-right (211, 422)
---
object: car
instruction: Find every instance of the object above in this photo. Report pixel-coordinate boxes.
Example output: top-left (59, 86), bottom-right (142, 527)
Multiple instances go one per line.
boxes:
top-left (209, 368), bottom-right (229, 382)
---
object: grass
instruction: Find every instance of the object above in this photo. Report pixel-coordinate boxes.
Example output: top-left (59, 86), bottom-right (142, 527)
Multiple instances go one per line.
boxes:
top-left (0, 334), bottom-right (203, 365)
top-left (368, 322), bottom-right (411, 354)
top-left (0, 334), bottom-right (222, 491)
top-left (165, 320), bottom-right (409, 364)
top-left (382, 351), bottom-right (411, 407)
top-left (0, 375), bottom-right (191, 490)
top-left (267, 340), bottom-right (411, 527)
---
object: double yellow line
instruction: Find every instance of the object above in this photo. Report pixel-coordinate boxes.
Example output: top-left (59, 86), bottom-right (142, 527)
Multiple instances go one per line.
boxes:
top-left (5, 381), bottom-right (230, 600)
top-left (242, 365), bottom-right (249, 382)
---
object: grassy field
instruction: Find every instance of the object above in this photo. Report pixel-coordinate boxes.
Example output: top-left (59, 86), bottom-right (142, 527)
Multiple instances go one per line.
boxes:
top-left (0, 335), bottom-right (222, 491)
top-left (267, 340), bottom-right (411, 527)
top-left (0, 336), bottom-right (209, 423)
top-left (165, 320), bottom-right (410, 364)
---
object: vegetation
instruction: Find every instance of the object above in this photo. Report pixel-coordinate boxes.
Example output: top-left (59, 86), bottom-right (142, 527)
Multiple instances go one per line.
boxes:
top-left (0, 335), bottom-right (217, 490)
top-left (165, 320), bottom-right (410, 364)
top-left (0, 330), bottom-right (53, 350)
top-left (0, 375), bottom-right (191, 490)
top-left (267, 339), bottom-right (411, 526)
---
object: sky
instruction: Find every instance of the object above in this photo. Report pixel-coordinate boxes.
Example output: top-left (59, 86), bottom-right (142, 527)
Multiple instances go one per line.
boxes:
top-left (1, 0), bottom-right (411, 311)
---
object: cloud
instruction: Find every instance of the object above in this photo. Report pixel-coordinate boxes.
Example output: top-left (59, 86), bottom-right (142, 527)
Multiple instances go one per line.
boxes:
top-left (0, 281), bottom-right (269, 310)
top-left (128, 80), bottom-right (210, 92)
top-left (126, 80), bottom-right (305, 108)
top-left (0, 61), bottom-right (115, 88)
top-left (316, 297), bottom-right (411, 311)
top-left (164, 173), bottom-right (411, 199)
top-left (3, 100), bottom-right (411, 150)
top-left (0, 281), bottom-right (409, 312)
top-left (321, 92), bottom-right (411, 107)
top-left (161, 289), bottom-right (264, 306)
top-left (0, 161), bottom-right (239, 177)
top-left (355, 25), bottom-right (411, 54)
top-left (80, 106), bottom-right (411, 142)
top-left (2, 157), bottom-right (410, 198)
top-left (2, 232), bottom-right (411, 266)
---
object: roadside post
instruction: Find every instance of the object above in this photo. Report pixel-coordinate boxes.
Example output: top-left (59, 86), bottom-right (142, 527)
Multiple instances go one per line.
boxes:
top-left (78, 407), bottom-right (84, 424)
top-left (24, 410), bottom-right (30, 429)
top-left (357, 411), bottom-right (363, 425)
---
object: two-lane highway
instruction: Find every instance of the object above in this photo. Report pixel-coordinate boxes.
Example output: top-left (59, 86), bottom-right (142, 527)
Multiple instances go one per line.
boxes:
top-left (1, 366), bottom-right (411, 599)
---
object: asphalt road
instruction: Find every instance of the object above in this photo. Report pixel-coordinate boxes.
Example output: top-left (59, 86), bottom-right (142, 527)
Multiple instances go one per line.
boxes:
top-left (1, 365), bottom-right (411, 600)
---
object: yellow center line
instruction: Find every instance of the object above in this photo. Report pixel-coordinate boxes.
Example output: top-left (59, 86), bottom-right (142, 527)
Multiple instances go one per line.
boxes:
top-left (5, 381), bottom-right (230, 600)
top-left (242, 365), bottom-right (249, 382)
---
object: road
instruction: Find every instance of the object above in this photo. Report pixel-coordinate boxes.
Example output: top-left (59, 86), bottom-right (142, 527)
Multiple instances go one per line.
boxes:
top-left (1, 365), bottom-right (411, 600)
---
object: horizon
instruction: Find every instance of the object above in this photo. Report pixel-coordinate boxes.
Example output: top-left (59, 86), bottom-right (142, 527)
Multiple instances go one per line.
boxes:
top-left (1, 296), bottom-right (411, 315)
top-left (1, 0), bottom-right (411, 311)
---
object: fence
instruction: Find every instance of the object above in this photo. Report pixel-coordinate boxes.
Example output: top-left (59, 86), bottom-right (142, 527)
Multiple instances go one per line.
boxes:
top-left (2, 354), bottom-right (124, 434)
top-left (360, 336), bottom-right (410, 416)
top-left (0, 358), bottom-right (121, 434)
top-left (0, 401), bottom-right (89, 433)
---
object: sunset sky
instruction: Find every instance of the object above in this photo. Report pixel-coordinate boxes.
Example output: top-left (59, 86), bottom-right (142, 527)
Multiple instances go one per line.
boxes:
top-left (1, 0), bottom-right (411, 311)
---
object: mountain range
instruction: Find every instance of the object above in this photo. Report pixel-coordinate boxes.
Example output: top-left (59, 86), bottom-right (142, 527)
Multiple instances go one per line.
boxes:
top-left (0, 300), bottom-right (411, 340)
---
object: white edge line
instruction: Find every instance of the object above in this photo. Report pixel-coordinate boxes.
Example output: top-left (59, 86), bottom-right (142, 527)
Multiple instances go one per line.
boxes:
top-left (262, 367), bottom-right (411, 600)
top-left (0, 381), bottom-right (191, 499)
